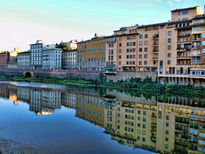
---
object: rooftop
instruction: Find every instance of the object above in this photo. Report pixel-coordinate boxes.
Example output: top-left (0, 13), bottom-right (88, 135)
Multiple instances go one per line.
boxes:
top-left (171, 6), bottom-right (197, 12)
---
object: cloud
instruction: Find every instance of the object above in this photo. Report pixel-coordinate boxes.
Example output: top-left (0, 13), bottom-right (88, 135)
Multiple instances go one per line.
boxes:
top-left (168, 0), bottom-right (173, 5)
top-left (155, 0), bottom-right (181, 5)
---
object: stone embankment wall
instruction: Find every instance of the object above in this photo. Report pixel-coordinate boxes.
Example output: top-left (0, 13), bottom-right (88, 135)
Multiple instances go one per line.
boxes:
top-left (106, 71), bottom-right (157, 82)
top-left (0, 69), bottom-right (157, 82)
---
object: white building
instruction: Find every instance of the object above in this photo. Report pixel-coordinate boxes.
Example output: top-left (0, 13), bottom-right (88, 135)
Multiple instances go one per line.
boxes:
top-left (42, 48), bottom-right (62, 70)
top-left (17, 51), bottom-right (31, 69)
top-left (62, 50), bottom-right (77, 70)
top-left (30, 40), bottom-right (43, 69)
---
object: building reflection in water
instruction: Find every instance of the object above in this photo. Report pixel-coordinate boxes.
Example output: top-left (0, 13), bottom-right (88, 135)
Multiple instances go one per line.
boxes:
top-left (0, 83), bottom-right (204, 153)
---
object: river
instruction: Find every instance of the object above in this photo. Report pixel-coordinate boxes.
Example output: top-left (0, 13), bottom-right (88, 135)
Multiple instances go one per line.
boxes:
top-left (0, 81), bottom-right (204, 153)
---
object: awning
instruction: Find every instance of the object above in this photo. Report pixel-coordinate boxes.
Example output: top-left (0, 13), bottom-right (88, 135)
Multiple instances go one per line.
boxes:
top-left (103, 66), bottom-right (116, 70)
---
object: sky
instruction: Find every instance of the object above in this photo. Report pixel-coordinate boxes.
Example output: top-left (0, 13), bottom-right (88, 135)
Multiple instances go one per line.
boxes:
top-left (0, 0), bottom-right (204, 51)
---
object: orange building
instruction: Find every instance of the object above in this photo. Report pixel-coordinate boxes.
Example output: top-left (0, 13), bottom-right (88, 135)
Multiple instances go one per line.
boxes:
top-left (104, 6), bottom-right (205, 86)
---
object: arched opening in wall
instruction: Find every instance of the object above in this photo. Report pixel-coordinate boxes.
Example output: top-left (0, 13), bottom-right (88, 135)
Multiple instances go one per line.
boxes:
top-left (25, 72), bottom-right (32, 77)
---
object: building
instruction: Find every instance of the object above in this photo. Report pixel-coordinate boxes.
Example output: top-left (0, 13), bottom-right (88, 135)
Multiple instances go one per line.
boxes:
top-left (0, 52), bottom-right (10, 68)
top-left (17, 51), bottom-right (31, 69)
top-left (104, 6), bottom-right (205, 86)
top-left (8, 48), bottom-right (21, 69)
top-left (42, 48), bottom-right (62, 70)
top-left (62, 49), bottom-right (77, 70)
top-left (77, 34), bottom-right (106, 70)
top-left (30, 40), bottom-right (44, 69)
top-left (105, 26), bottom-right (138, 73)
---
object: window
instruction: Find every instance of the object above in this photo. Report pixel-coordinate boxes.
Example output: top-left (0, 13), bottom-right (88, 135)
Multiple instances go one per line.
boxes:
top-left (145, 34), bottom-right (148, 38)
top-left (182, 18), bottom-right (188, 21)
top-left (119, 61), bottom-right (121, 65)
top-left (178, 12), bottom-right (181, 15)
top-left (144, 54), bottom-right (148, 58)
top-left (202, 33), bottom-right (205, 38)
top-left (168, 45), bottom-right (171, 50)
top-left (144, 61), bottom-right (147, 65)
top-left (139, 54), bottom-right (142, 58)
top-left (160, 25), bottom-right (164, 29)
top-left (202, 41), bottom-right (205, 46)
top-left (165, 144), bottom-right (169, 149)
top-left (119, 49), bottom-right (122, 53)
top-left (133, 42), bottom-right (136, 46)
top-left (139, 34), bottom-right (143, 39)
top-left (139, 48), bottom-right (143, 52)
top-left (127, 42), bottom-right (129, 46)
top-left (139, 41), bottom-right (143, 46)
top-left (139, 61), bottom-right (142, 65)
top-left (119, 43), bottom-right (122, 47)
top-left (119, 55), bottom-right (121, 59)
top-left (167, 60), bottom-right (171, 65)
top-left (168, 53), bottom-right (171, 57)
top-left (144, 47), bottom-right (148, 52)
top-left (168, 38), bottom-right (172, 43)
top-left (182, 10), bottom-right (189, 15)
top-left (144, 41), bottom-right (148, 45)
top-left (168, 31), bottom-right (172, 36)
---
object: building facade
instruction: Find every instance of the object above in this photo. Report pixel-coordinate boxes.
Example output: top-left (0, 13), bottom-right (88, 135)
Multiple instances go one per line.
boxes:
top-left (105, 27), bottom-right (138, 73)
top-left (17, 51), bottom-right (31, 69)
top-left (0, 52), bottom-right (10, 68)
top-left (77, 35), bottom-right (106, 70)
top-left (42, 48), bottom-right (62, 70)
top-left (30, 40), bottom-right (44, 69)
top-left (62, 50), bottom-right (77, 70)
top-left (104, 6), bottom-right (205, 86)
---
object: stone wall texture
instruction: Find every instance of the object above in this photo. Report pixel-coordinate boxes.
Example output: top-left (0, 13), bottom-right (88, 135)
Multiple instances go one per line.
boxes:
top-left (106, 71), bottom-right (157, 82)
top-left (0, 69), bottom-right (157, 82)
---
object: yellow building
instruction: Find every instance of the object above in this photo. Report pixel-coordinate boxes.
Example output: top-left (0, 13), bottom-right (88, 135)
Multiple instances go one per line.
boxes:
top-left (77, 34), bottom-right (106, 70)
top-left (76, 93), bottom-right (105, 127)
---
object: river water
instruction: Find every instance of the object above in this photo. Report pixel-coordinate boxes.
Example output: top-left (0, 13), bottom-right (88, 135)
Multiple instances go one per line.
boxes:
top-left (0, 81), bottom-right (204, 153)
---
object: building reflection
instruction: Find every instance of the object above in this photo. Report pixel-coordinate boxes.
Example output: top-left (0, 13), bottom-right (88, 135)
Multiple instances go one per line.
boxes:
top-left (0, 83), bottom-right (204, 153)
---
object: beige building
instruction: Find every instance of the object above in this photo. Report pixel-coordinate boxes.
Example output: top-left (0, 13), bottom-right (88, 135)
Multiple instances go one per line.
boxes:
top-left (104, 6), bottom-right (205, 86)
top-left (62, 49), bottom-right (77, 70)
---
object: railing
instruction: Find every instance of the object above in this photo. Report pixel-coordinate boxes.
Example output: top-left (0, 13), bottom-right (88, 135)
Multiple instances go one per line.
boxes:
top-left (153, 50), bottom-right (159, 53)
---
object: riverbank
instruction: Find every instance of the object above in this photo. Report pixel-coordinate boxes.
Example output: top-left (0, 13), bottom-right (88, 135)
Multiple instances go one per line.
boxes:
top-left (0, 137), bottom-right (47, 154)
top-left (0, 75), bottom-right (205, 98)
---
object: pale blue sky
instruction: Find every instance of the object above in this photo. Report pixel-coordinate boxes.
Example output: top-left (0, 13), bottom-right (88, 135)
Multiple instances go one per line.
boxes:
top-left (0, 0), bottom-right (204, 51)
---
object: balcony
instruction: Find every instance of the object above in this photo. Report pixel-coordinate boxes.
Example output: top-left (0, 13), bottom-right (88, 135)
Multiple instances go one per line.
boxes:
top-left (153, 50), bottom-right (159, 53)
top-left (176, 56), bottom-right (191, 59)
top-left (178, 33), bottom-right (190, 37)
top-left (192, 60), bottom-right (201, 63)
top-left (153, 34), bottom-right (159, 39)
top-left (153, 56), bottom-right (158, 60)
top-left (175, 26), bottom-right (192, 30)
top-left (191, 22), bottom-right (205, 27)
top-left (177, 40), bottom-right (191, 43)
top-left (153, 43), bottom-right (159, 46)
top-left (192, 38), bottom-right (201, 41)
top-left (192, 45), bottom-right (201, 49)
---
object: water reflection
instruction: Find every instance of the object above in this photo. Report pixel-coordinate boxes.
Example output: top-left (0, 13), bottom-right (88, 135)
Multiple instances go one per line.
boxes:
top-left (0, 82), bottom-right (205, 153)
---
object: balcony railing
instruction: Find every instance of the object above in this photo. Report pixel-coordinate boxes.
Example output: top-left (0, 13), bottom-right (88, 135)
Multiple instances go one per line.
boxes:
top-left (153, 43), bottom-right (159, 46)
top-left (192, 45), bottom-right (201, 49)
top-left (153, 50), bottom-right (159, 53)
top-left (192, 38), bottom-right (201, 41)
